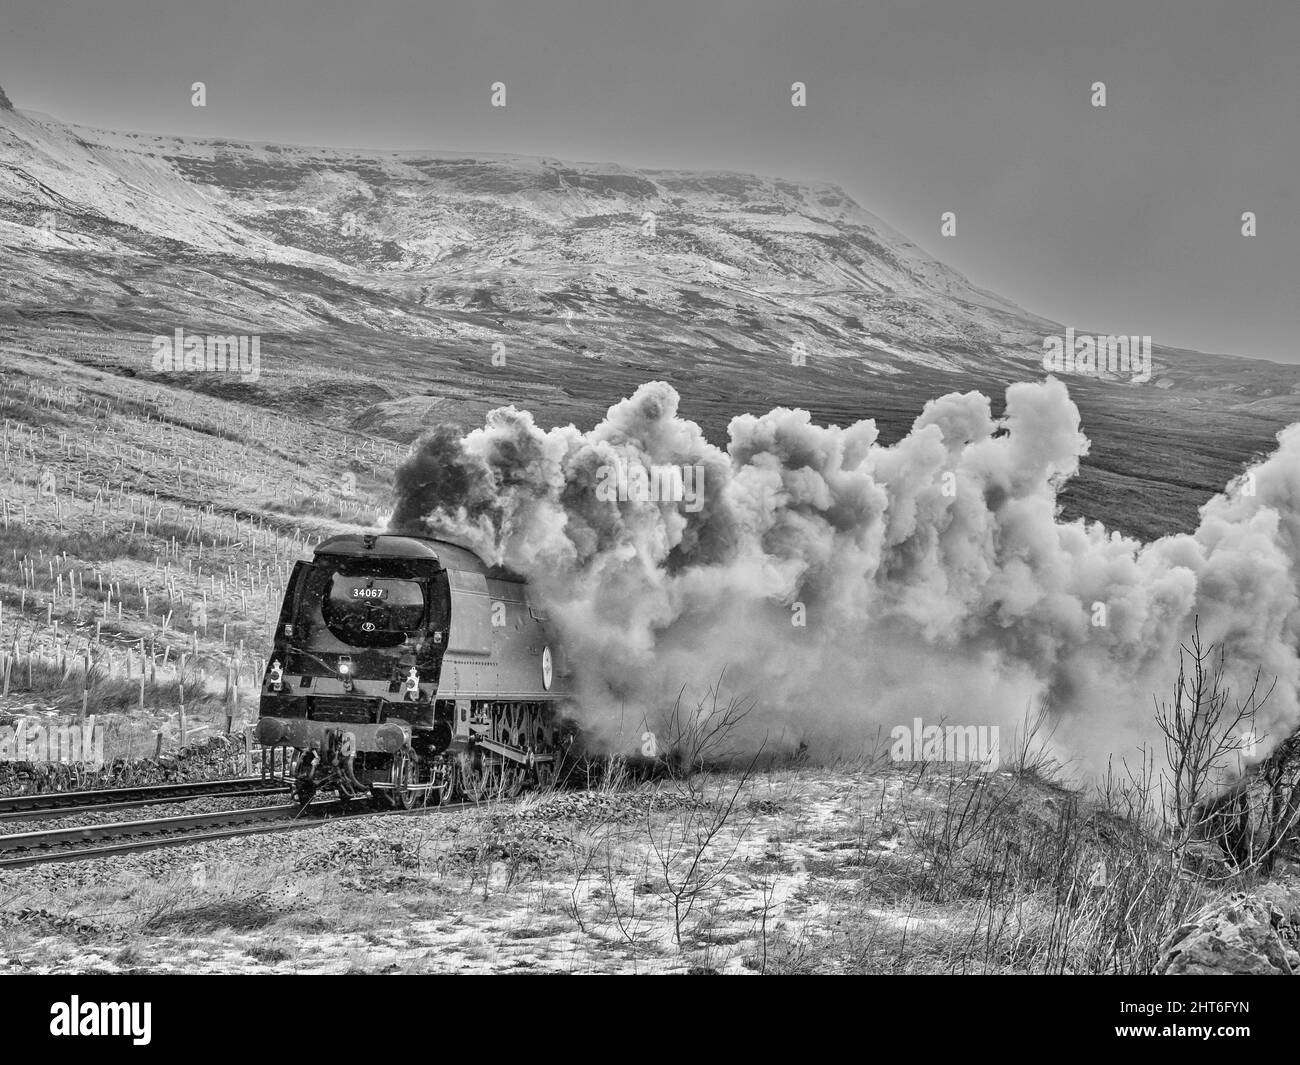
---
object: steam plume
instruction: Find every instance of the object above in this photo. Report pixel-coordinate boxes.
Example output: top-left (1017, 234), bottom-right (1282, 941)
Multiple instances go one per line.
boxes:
top-left (390, 379), bottom-right (1300, 773)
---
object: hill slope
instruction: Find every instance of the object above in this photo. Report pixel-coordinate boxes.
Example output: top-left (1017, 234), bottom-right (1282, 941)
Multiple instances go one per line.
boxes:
top-left (1, 85), bottom-right (1297, 538)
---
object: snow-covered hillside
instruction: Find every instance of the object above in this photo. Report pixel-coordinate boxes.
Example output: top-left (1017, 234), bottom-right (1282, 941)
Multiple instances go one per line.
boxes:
top-left (0, 89), bottom-right (1058, 375)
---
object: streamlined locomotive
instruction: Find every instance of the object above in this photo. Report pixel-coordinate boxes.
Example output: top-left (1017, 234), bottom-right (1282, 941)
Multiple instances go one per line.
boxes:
top-left (256, 533), bottom-right (571, 807)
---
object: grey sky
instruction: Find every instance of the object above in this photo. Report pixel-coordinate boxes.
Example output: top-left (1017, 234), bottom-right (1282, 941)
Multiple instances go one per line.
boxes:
top-left (3, 0), bottom-right (1296, 363)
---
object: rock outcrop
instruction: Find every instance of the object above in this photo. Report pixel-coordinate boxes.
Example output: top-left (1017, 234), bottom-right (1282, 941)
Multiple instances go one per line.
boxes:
top-left (1195, 729), bottom-right (1300, 872)
top-left (1158, 888), bottom-right (1300, 974)
top-left (0, 733), bottom-right (251, 795)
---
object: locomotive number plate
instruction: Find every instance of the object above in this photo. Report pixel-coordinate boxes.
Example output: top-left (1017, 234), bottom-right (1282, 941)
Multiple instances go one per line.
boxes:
top-left (350, 586), bottom-right (389, 600)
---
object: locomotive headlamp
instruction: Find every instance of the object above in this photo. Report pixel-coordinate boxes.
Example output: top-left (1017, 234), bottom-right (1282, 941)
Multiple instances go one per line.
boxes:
top-left (402, 667), bottom-right (420, 700)
top-left (268, 660), bottom-right (284, 693)
top-left (338, 656), bottom-right (354, 692)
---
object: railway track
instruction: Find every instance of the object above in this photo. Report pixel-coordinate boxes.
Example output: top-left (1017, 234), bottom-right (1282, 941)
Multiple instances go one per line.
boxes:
top-left (0, 777), bottom-right (290, 823)
top-left (0, 796), bottom-right (472, 870)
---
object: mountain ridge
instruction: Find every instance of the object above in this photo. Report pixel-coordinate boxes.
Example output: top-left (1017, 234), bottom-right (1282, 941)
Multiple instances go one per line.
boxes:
top-left (0, 99), bottom-right (1056, 373)
top-left (2, 93), bottom-right (1299, 539)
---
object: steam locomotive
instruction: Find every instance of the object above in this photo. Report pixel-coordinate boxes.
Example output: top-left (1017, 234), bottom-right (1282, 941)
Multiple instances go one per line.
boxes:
top-left (255, 532), bottom-right (571, 807)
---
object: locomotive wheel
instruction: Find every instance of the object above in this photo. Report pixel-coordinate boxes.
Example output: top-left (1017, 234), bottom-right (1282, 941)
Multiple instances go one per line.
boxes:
top-left (465, 762), bottom-right (499, 803)
top-left (291, 776), bottom-right (318, 806)
top-left (388, 749), bottom-right (419, 810)
top-left (291, 749), bottom-right (319, 806)
top-left (431, 761), bottom-right (457, 805)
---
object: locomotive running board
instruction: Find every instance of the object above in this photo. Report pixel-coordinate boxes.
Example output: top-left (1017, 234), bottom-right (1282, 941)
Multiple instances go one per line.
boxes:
top-left (474, 738), bottom-right (557, 765)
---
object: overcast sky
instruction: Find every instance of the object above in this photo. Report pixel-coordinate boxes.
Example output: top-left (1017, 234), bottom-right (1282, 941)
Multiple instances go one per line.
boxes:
top-left (3, 0), bottom-right (1296, 363)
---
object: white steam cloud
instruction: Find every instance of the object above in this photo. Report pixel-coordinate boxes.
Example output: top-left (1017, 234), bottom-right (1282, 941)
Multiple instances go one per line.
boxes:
top-left (390, 379), bottom-right (1300, 775)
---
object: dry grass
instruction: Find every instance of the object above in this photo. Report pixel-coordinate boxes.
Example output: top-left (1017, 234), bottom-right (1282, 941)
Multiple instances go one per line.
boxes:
top-left (0, 759), bottom-right (1255, 974)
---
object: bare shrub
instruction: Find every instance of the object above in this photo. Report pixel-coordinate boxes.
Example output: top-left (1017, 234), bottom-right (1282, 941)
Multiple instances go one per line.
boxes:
top-left (644, 754), bottom-right (763, 949)
top-left (646, 670), bottom-right (757, 778)
top-left (1009, 698), bottom-right (1064, 781)
top-left (1155, 618), bottom-right (1272, 839)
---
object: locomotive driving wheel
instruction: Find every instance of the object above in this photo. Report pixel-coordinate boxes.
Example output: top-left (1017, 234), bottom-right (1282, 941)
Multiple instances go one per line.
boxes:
top-left (464, 761), bottom-right (500, 803)
top-left (387, 748), bottom-right (420, 810)
top-left (430, 760), bottom-right (457, 805)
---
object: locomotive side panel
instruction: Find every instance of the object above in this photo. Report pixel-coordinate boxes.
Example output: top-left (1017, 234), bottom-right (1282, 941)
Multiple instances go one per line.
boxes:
top-left (437, 572), bottom-right (567, 701)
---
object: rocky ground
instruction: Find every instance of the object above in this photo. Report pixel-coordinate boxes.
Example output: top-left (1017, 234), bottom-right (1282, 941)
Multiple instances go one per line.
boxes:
top-left (2, 763), bottom-right (1293, 975)
top-left (1160, 887), bottom-right (1300, 976)
top-left (0, 734), bottom-right (255, 795)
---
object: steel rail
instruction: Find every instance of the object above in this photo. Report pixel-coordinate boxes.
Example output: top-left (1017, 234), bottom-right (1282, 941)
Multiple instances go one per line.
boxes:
top-left (0, 777), bottom-right (289, 817)
top-left (0, 799), bottom-right (472, 870)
